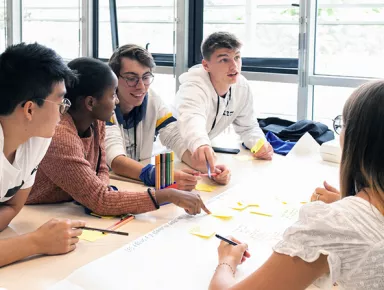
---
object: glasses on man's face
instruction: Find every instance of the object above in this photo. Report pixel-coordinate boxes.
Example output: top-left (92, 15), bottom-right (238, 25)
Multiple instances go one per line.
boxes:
top-left (22, 98), bottom-right (72, 115)
top-left (333, 115), bottom-right (343, 135)
top-left (37, 98), bottom-right (72, 115)
top-left (119, 73), bottom-right (154, 87)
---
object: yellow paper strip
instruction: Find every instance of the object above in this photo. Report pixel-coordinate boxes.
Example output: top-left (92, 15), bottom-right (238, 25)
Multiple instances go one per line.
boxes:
top-left (195, 183), bottom-right (217, 192)
top-left (233, 155), bottom-right (255, 161)
top-left (189, 226), bottom-right (215, 238)
top-left (211, 209), bottom-right (234, 219)
top-left (79, 230), bottom-right (105, 242)
top-left (249, 210), bottom-right (273, 217)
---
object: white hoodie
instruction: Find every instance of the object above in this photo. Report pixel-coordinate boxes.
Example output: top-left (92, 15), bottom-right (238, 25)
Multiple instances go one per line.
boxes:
top-left (175, 66), bottom-right (266, 153)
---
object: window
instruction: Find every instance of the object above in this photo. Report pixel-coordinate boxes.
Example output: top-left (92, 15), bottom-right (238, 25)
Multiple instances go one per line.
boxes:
top-left (0, 0), bottom-right (5, 52)
top-left (191, 0), bottom-right (299, 73)
top-left (98, 0), bottom-right (175, 61)
top-left (150, 73), bottom-right (176, 107)
top-left (249, 81), bottom-right (297, 121)
top-left (315, 1), bottom-right (384, 78)
top-left (22, 0), bottom-right (81, 60)
top-left (98, 0), bottom-right (113, 59)
top-left (204, 0), bottom-right (299, 58)
top-left (313, 86), bottom-right (355, 129)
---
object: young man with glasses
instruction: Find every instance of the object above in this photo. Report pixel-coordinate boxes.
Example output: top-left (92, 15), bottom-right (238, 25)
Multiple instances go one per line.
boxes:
top-left (0, 43), bottom-right (86, 267)
top-left (175, 32), bottom-right (274, 172)
top-left (106, 45), bottom-right (230, 190)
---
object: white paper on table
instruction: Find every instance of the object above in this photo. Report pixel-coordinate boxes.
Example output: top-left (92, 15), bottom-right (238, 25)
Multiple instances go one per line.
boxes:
top-left (48, 157), bottom-right (339, 290)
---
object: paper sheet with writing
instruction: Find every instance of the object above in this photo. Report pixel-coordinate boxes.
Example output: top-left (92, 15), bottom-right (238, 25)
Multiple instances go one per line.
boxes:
top-left (49, 152), bottom-right (339, 290)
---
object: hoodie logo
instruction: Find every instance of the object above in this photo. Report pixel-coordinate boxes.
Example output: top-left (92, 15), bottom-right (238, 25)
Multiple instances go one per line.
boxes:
top-left (223, 110), bottom-right (234, 117)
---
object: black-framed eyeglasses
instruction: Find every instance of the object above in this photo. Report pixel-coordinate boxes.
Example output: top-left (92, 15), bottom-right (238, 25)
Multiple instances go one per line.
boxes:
top-left (119, 73), bottom-right (154, 87)
top-left (333, 115), bottom-right (343, 135)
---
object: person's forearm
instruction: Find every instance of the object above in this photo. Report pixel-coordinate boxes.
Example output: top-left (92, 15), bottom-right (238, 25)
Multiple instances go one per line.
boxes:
top-left (0, 233), bottom-right (39, 267)
top-left (0, 206), bottom-right (19, 231)
top-left (209, 266), bottom-right (236, 290)
top-left (111, 155), bottom-right (143, 180)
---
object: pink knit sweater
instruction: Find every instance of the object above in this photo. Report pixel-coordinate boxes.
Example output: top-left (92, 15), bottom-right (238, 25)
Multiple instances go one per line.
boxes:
top-left (27, 114), bottom-right (156, 216)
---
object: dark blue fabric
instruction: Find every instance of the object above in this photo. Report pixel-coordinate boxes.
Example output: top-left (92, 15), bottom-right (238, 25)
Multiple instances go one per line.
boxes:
top-left (109, 94), bottom-right (149, 129)
top-left (265, 131), bottom-right (296, 156)
top-left (258, 117), bottom-right (334, 144)
top-left (139, 164), bottom-right (156, 186)
top-left (155, 116), bottom-right (177, 141)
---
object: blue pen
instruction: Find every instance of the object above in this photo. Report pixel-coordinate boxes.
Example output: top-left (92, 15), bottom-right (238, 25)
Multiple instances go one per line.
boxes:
top-left (206, 160), bottom-right (211, 178)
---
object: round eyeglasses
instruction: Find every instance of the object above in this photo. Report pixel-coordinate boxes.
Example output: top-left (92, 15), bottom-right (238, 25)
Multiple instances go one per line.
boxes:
top-left (22, 98), bottom-right (72, 115)
top-left (119, 73), bottom-right (154, 87)
top-left (332, 115), bottom-right (343, 135)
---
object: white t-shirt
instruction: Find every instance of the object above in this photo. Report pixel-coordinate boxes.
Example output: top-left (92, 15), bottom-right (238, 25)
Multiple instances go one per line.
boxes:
top-left (0, 123), bottom-right (51, 203)
top-left (273, 197), bottom-right (384, 290)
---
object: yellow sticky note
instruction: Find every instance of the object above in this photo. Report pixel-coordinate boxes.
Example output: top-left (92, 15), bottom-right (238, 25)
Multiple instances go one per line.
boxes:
top-left (233, 155), bottom-right (255, 161)
top-left (251, 139), bottom-right (265, 154)
top-left (249, 210), bottom-right (273, 217)
top-left (238, 201), bottom-right (259, 207)
top-left (79, 230), bottom-right (105, 242)
top-left (195, 183), bottom-right (217, 192)
top-left (211, 209), bottom-right (234, 219)
top-left (231, 203), bottom-right (248, 210)
top-left (189, 226), bottom-right (215, 238)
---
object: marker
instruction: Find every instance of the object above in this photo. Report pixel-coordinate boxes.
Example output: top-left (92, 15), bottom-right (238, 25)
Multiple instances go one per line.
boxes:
top-left (107, 214), bottom-right (134, 230)
top-left (194, 173), bottom-right (218, 177)
top-left (251, 139), bottom-right (265, 154)
top-left (215, 234), bottom-right (237, 246)
top-left (79, 226), bottom-right (129, 236)
top-left (171, 151), bottom-right (175, 185)
top-left (206, 160), bottom-right (211, 178)
top-left (155, 155), bottom-right (160, 190)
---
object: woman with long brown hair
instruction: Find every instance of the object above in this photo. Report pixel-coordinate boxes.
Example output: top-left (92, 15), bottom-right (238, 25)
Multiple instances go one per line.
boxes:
top-left (209, 80), bottom-right (384, 290)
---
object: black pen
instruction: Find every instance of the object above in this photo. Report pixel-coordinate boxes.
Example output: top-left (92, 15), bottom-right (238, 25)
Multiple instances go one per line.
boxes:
top-left (215, 234), bottom-right (238, 246)
top-left (79, 226), bottom-right (129, 236)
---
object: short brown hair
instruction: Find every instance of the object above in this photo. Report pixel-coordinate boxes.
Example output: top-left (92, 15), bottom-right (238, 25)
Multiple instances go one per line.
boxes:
top-left (108, 44), bottom-right (156, 76)
top-left (340, 80), bottom-right (384, 209)
top-left (201, 32), bottom-right (242, 60)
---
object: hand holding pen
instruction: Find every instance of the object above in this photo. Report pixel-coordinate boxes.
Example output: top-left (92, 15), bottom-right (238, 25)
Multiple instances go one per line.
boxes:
top-left (216, 234), bottom-right (251, 268)
top-left (192, 145), bottom-right (216, 173)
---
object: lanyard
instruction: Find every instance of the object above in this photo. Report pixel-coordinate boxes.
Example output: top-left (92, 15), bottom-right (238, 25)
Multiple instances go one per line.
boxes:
top-left (124, 115), bottom-right (138, 160)
top-left (211, 87), bottom-right (232, 131)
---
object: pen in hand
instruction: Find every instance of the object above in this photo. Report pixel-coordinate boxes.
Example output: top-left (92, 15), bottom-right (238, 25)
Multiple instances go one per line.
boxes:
top-left (215, 234), bottom-right (238, 246)
top-left (79, 226), bottom-right (129, 236)
top-left (215, 234), bottom-right (250, 256)
top-left (206, 160), bottom-right (212, 178)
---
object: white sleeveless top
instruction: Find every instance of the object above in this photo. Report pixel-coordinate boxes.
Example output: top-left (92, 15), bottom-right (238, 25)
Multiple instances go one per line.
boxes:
top-left (273, 197), bottom-right (384, 290)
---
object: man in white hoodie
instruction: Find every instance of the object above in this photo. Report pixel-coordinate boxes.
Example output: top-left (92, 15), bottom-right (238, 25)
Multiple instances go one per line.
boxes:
top-left (176, 32), bottom-right (274, 171)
